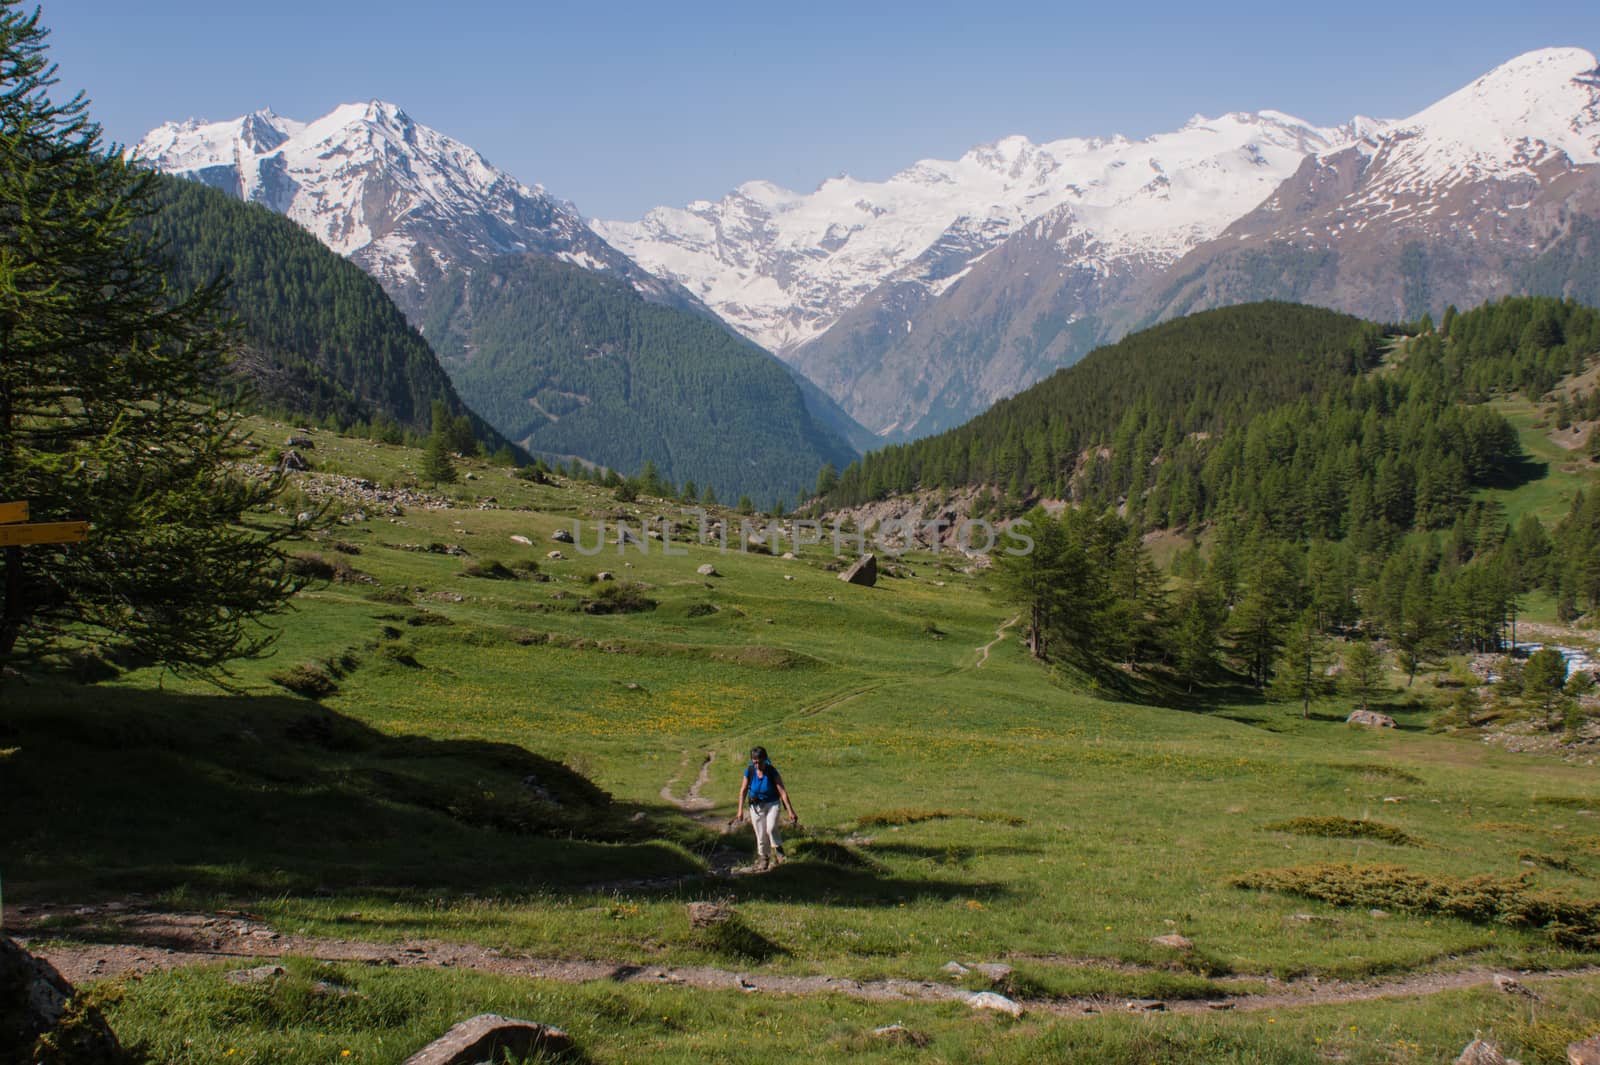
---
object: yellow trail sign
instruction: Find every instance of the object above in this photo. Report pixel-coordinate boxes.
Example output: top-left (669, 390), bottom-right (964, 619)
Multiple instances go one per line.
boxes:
top-left (0, 521), bottom-right (88, 547)
top-left (0, 501), bottom-right (28, 525)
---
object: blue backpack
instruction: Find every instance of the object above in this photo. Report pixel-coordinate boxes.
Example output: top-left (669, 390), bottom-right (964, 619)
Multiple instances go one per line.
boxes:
top-left (745, 761), bottom-right (780, 803)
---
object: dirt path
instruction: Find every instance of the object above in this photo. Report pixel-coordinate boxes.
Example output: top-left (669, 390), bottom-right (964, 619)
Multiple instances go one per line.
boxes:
top-left (660, 749), bottom-right (717, 815)
top-left (976, 615), bottom-right (1019, 668)
top-left (18, 907), bottom-right (1599, 1018)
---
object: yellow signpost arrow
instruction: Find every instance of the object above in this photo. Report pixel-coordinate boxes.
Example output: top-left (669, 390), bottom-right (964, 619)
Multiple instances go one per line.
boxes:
top-left (2, 501), bottom-right (91, 658)
top-left (0, 521), bottom-right (88, 547)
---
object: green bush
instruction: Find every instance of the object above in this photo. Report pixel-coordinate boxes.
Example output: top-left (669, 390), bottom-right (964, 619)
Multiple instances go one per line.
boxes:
top-left (268, 664), bottom-right (338, 699)
top-left (1231, 862), bottom-right (1600, 947)
top-left (1263, 816), bottom-right (1422, 847)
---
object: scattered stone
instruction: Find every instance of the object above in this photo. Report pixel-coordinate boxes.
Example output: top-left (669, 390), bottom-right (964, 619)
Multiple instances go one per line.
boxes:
top-left (1348, 709), bottom-right (1398, 728)
top-left (551, 528), bottom-right (575, 544)
top-left (839, 553), bottom-right (878, 587)
top-left (942, 961), bottom-right (970, 976)
top-left (510, 534), bottom-right (532, 546)
top-left (1125, 999), bottom-right (1167, 1012)
top-left (1150, 934), bottom-right (1194, 950)
top-left (697, 563), bottom-right (719, 577)
top-left (280, 448), bottom-right (311, 472)
top-left (1456, 1037), bottom-right (1520, 1065)
top-left (686, 901), bottom-right (735, 928)
top-left (1382, 796), bottom-right (1407, 803)
top-left (225, 964), bottom-right (286, 985)
top-left (0, 935), bottom-right (125, 1064)
top-left (966, 991), bottom-right (1024, 1017)
top-left (285, 434), bottom-right (315, 449)
top-left (1493, 973), bottom-right (1536, 998)
top-left (400, 1014), bottom-right (571, 1065)
top-left (781, 551), bottom-right (796, 560)
top-left (872, 1024), bottom-right (929, 1047)
top-left (1205, 1001), bottom-right (1235, 1010)
top-left (1569, 1034), bottom-right (1600, 1064)
top-left (596, 571), bottom-right (615, 581)
top-left (547, 551), bottom-right (565, 560)
top-left (783, 574), bottom-right (795, 581)
top-left (970, 963), bottom-right (1013, 982)
top-left (1369, 908), bottom-right (1391, 919)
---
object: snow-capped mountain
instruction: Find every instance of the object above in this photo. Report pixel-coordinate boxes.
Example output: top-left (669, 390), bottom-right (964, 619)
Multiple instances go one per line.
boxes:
top-left (596, 112), bottom-right (1370, 362)
top-left (1142, 47), bottom-right (1600, 329)
top-left (134, 101), bottom-right (688, 317)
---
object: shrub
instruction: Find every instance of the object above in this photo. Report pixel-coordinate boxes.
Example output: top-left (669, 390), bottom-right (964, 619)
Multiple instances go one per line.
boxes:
top-left (1263, 816), bottom-right (1422, 847)
top-left (686, 603), bottom-right (719, 619)
top-left (365, 586), bottom-right (413, 606)
top-left (268, 663), bottom-right (338, 698)
top-left (1231, 862), bottom-right (1600, 947)
top-left (286, 552), bottom-right (336, 581)
top-left (462, 559), bottom-right (517, 580)
top-left (582, 583), bottom-right (657, 615)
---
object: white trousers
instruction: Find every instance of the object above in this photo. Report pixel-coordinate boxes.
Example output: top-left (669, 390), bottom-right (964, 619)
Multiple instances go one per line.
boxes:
top-left (749, 801), bottom-right (783, 860)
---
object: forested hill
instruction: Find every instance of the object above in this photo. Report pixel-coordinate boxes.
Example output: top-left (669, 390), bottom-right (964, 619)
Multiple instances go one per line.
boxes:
top-left (827, 297), bottom-right (1600, 547)
top-left (420, 254), bottom-right (861, 504)
top-left (827, 302), bottom-right (1386, 506)
top-left (143, 176), bottom-right (512, 450)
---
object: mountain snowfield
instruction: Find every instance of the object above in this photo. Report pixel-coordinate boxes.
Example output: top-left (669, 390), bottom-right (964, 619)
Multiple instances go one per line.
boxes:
top-left (133, 101), bottom-right (683, 317)
top-left (594, 112), bottom-right (1377, 358)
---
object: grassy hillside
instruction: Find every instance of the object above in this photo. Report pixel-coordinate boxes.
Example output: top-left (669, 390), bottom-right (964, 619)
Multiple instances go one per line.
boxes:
top-left (5, 418), bottom-right (1600, 1064)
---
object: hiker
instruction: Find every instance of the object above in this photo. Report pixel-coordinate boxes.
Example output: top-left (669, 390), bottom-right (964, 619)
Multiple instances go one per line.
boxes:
top-left (735, 745), bottom-right (797, 871)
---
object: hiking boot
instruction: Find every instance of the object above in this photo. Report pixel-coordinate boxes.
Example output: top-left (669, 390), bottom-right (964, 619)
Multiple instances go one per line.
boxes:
top-left (773, 846), bottom-right (785, 864)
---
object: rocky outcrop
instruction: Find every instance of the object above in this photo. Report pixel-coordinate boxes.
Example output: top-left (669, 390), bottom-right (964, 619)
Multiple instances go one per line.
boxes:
top-left (401, 1014), bottom-right (571, 1065)
top-left (1, 936), bottom-right (125, 1065)
top-left (839, 554), bottom-right (878, 587)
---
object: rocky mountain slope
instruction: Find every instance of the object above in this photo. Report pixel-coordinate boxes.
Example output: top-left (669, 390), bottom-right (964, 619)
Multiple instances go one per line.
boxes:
top-left (599, 112), bottom-right (1371, 437)
top-left (1141, 47), bottom-right (1600, 327)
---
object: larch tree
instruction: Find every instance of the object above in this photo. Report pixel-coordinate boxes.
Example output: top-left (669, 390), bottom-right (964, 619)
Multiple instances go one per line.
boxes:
top-left (0, 1), bottom-right (297, 677)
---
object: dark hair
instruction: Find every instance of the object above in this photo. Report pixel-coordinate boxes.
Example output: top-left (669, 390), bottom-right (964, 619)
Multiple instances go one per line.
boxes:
top-left (749, 746), bottom-right (768, 763)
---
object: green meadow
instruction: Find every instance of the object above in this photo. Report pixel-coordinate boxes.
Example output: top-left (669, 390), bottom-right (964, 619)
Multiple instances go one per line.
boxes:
top-left (5, 420), bottom-right (1600, 1064)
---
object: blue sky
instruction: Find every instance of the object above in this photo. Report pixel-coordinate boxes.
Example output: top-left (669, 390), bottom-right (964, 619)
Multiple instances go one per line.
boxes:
top-left (44, 0), bottom-right (1600, 220)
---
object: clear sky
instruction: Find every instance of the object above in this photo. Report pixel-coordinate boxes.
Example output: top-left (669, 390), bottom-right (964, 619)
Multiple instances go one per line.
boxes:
top-left (42, 0), bottom-right (1600, 221)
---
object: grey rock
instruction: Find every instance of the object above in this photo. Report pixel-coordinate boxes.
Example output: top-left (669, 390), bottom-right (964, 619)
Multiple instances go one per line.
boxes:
top-left (1570, 1034), bottom-right (1600, 1064)
top-left (596, 571), bottom-right (615, 581)
top-left (872, 1024), bottom-right (929, 1046)
top-left (686, 901), bottom-right (734, 928)
top-left (1348, 709), bottom-right (1398, 728)
top-left (839, 553), bottom-right (878, 587)
top-left (1150, 933), bottom-right (1194, 950)
top-left (551, 528), bottom-right (575, 544)
top-left (1456, 1038), bottom-right (1519, 1065)
top-left (697, 563), bottom-right (719, 577)
top-left (400, 1014), bottom-right (571, 1065)
top-left (1, 935), bottom-right (125, 1064)
top-left (546, 550), bottom-right (565, 560)
top-left (966, 991), bottom-right (1023, 1017)
top-left (510, 534), bottom-right (532, 546)
top-left (970, 962), bottom-right (1014, 982)
top-left (225, 964), bottom-right (286, 985)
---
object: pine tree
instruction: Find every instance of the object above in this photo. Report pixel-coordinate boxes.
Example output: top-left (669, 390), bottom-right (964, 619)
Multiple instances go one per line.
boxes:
top-left (1342, 640), bottom-right (1386, 712)
top-left (0, 2), bottom-right (297, 675)
top-left (1272, 610), bottom-right (1330, 718)
top-left (420, 430), bottom-right (456, 484)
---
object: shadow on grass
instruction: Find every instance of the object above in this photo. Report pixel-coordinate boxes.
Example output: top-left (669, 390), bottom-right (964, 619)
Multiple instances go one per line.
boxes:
top-left (1, 680), bottom-right (698, 901)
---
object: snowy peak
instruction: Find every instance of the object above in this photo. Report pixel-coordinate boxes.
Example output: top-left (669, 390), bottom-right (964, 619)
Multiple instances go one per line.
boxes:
top-left (133, 101), bottom-right (685, 317)
top-left (598, 110), bottom-right (1348, 354)
top-left (1336, 47), bottom-right (1600, 184)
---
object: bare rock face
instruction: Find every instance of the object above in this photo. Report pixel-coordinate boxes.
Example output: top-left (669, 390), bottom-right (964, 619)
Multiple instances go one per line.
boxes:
top-left (1348, 709), bottom-right (1398, 728)
top-left (401, 1014), bottom-right (571, 1065)
top-left (839, 553), bottom-right (878, 587)
top-left (1, 936), bottom-right (125, 1065)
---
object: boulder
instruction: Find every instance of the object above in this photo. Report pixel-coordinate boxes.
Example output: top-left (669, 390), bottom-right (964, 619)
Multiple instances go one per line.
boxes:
top-left (285, 434), bottom-right (315, 449)
top-left (510, 535), bottom-right (532, 546)
top-left (595, 571), bottom-right (615, 581)
top-left (942, 961), bottom-right (970, 976)
top-left (1569, 1034), bottom-right (1600, 1064)
top-left (697, 563), bottom-right (719, 577)
top-left (965, 991), bottom-right (1024, 1017)
top-left (1347, 709), bottom-right (1398, 728)
top-left (400, 1014), bottom-right (571, 1065)
top-left (1456, 1038), bottom-right (1519, 1065)
top-left (839, 553), bottom-right (878, 587)
top-left (280, 448), bottom-right (310, 471)
top-left (1150, 934), bottom-right (1194, 950)
top-left (546, 551), bottom-right (565, 561)
top-left (551, 528), bottom-right (575, 544)
top-left (686, 901), bottom-right (734, 928)
top-left (1, 935), bottom-right (125, 1064)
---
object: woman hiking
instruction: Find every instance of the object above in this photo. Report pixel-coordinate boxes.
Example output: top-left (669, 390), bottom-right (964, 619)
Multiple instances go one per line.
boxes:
top-left (735, 745), bottom-right (797, 871)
